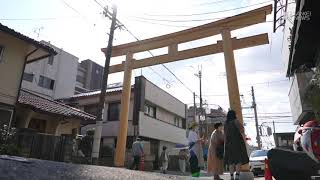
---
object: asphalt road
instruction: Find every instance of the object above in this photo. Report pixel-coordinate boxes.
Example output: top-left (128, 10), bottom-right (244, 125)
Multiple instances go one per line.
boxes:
top-left (0, 155), bottom-right (266, 180)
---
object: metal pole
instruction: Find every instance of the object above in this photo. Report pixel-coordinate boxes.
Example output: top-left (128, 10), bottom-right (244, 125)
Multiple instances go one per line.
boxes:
top-left (251, 86), bottom-right (262, 149)
top-left (91, 5), bottom-right (117, 163)
top-left (193, 92), bottom-right (196, 120)
top-left (273, 120), bottom-right (276, 134)
top-left (199, 69), bottom-right (203, 136)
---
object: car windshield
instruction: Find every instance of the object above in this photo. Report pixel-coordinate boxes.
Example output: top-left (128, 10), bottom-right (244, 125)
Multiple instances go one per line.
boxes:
top-left (250, 150), bottom-right (268, 157)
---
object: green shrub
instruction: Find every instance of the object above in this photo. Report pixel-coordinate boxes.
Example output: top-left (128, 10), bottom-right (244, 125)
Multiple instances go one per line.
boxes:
top-left (0, 144), bottom-right (21, 156)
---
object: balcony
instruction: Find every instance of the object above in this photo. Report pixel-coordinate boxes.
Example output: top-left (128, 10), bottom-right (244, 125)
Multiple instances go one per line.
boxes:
top-left (139, 112), bottom-right (187, 145)
top-left (289, 72), bottom-right (314, 124)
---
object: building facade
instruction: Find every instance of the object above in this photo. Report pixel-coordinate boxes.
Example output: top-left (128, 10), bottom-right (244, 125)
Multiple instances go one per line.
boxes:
top-left (62, 76), bottom-right (187, 169)
top-left (22, 42), bottom-right (78, 99)
top-left (75, 59), bottom-right (103, 94)
top-left (281, 0), bottom-right (320, 125)
top-left (0, 23), bottom-right (56, 127)
top-left (282, 0), bottom-right (320, 124)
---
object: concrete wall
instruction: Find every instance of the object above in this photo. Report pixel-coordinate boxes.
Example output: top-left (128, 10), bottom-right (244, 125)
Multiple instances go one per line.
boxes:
top-left (22, 43), bottom-right (78, 99)
top-left (0, 31), bottom-right (28, 105)
top-left (81, 120), bottom-right (135, 137)
top-left (139, 112), bottom-right (187, 145)
top-left (55, 119), bottom-right (80, 136)
top-left (144, 80), bottom-right (185, 118)
top-left (288, 72), bottom-right (313, 124)
top-left (54, 49), bottom-right (78, 99)
top-left (158, 140), bottom-right (180, 156)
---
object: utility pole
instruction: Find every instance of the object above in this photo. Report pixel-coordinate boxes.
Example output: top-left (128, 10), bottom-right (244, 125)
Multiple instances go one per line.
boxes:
top-left (251, 86), bottom-right (262, 149)
top-left (193, 92), bottom-right (196, 121)
top-left (273, 120), bottom-right (276, 134)
top-left (195, 66), bottom-right (204, 136)
top-left (91, 5), bottom-right (118, 164)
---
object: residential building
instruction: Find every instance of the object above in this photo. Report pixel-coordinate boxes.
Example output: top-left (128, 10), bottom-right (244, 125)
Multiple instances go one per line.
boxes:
top-left (281, 0), bottom-right (320, 124)
top-left (75, 59), bottom-right (104, 94)
top-left (22, 42), bottom-right (78, 99)
top-left (16, 89), bottom-right (95, 136)
top-left (62, 76), bottom-right (187, 169)
top-left (0, 23), bottom-right (56, 127)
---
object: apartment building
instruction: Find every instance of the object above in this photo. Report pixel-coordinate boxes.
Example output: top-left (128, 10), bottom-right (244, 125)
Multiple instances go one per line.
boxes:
top-left (75, 59), bottom-right (104, 94)
top-left (62, 76), bottom-right (187, 169)
top-left (21, 42), bottom-right (78, 99)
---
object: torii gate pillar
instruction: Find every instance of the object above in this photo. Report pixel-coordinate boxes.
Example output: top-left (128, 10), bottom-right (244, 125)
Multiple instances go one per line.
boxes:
top-left (221, 29), bottom-right (243, 124)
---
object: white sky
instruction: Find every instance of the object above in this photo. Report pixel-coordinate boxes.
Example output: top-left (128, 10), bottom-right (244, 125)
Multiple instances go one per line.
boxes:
top-left (0, 0), bottom-right (297, 148)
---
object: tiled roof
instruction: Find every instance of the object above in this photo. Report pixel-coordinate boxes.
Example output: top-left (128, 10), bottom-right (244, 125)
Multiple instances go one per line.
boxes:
top-left (18, 90), bottom-right (96, 121)
top-left (69, 85), bottom-right (134, 99)
top-left (71, 87), bottom-right (123, 98)
top-left (0, 23), bottom-right (56, 55)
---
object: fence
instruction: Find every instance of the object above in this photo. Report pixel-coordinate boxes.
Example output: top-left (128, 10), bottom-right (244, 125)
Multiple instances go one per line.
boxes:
top-left (15, 129), bottom-right (73, 162)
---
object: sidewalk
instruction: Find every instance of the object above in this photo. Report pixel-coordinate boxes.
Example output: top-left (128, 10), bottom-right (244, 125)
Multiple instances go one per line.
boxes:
top-left (154, 170), bottom-right (265, 179)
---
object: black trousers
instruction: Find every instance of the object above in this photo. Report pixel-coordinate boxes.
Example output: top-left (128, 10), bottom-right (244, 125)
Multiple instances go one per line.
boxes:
top-left (130, 156), bottom-right (141, 170)
top-left (189, 155), bottom-right (200, 174)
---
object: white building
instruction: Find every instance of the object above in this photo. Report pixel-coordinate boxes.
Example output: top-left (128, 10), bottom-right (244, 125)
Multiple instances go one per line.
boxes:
top-left (62, 76), bottom-right (188, 169)
top-left (21, 42), bottom-right (78, 99)
top-left (281, 0), bottom-right (320, 124)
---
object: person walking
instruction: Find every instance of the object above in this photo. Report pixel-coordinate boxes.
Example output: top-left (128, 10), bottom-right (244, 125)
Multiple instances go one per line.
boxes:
top-left (188, 122), bottom-right (204, 177)
top-left (224, 110), bottom-right (249, 180)
top-left (207, 122), bottom-right (224, 180)
top-left (130, 137), bottom-right (144, 170)
top-left (159, 146), bottom-right (169, 174)
top-left (178, 149), bottom-right (188, 175)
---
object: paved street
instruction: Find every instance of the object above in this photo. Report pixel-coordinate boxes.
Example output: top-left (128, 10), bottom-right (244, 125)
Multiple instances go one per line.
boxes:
top-left (154, 170), bottom-right (265, 180)
top-left (0, 155), bottom-right (267, 180)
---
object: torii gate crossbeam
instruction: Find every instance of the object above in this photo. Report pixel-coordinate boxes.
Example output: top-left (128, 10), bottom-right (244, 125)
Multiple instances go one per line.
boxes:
top-left (101, 4), bottom-right (272, 167)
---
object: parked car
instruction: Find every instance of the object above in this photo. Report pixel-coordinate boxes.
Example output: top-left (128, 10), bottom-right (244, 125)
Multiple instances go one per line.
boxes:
top-left (249, 149), bottom-right (269, 176)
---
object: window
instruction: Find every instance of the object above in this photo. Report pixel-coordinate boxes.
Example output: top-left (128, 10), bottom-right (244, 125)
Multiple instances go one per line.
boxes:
top-left (84, 104), bottom-right (98, 115)
top-left (144, 104), bottom-right (156, 118)
top-left (174, 116), bottom-right (180, 127)
top-left (108, 102), bottom-right (120, 121)
top-left (0, 108), bottom-right (13, 127)
top-left (22, 72), bottom-right (34, 82)
top-left (0, 46), bottom-right (4, 63)
top-left (38, 75), bottom-right (55, 90)
top-left (48, 55), bottom-right (54, 65)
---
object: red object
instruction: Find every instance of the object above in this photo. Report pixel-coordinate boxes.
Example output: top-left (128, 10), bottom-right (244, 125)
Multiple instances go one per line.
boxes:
top-left (140, 156), bottom-right (144, 171)
top-left (264, 159), bottom-right (272, 180)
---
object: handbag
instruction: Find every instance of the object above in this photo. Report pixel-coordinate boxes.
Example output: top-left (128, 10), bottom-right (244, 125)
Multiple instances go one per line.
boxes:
top-left (215, 145), bottom-right (224, 159)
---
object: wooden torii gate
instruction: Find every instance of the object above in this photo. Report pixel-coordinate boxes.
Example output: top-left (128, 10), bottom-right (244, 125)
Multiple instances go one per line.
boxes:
top-left (102, 5), bottom-right (272, 167)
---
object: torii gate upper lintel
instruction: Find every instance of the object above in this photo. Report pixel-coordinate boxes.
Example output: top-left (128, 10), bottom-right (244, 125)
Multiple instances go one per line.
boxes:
top-left (102, 4), bottom-right (272, 167)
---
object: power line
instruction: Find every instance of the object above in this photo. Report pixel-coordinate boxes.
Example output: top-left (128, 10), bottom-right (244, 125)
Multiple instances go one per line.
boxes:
top-left (241, 79), bottom-right (288, 86)
top-left (60, 0), bottom-right (88, 21)
top-left (129, 16), bottom-right (228, 23)
top-left (141, 1), bottom-right (273, 17)
top-left (195, 0), bottom-right (233, 7)
top-left (91, 0), bottom-right (194, 94)
top-left (0, 17), bottom-right (79, 21)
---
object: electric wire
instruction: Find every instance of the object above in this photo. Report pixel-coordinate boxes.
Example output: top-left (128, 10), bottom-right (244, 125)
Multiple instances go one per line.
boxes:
top-left (140, 1), bottom-right (273, 17)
